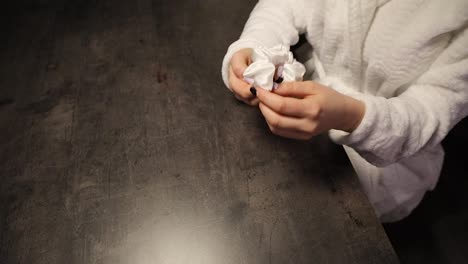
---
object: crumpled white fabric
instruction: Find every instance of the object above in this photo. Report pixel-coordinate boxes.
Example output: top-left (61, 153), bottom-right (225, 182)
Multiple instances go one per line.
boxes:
top-left (243, 45), bottom-right (306, 91)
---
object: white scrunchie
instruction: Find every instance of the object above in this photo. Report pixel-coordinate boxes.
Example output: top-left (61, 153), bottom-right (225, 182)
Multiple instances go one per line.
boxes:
top-left (243, 45), bottom-right (306, 91)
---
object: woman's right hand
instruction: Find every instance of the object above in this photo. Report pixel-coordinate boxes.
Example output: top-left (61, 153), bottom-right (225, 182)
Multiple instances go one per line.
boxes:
top-left (228, 48), bottom-right (259, 106)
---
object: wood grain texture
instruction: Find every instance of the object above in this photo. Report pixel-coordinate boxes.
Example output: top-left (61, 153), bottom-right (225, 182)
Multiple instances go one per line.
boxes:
top-left (0, 0), bottom-right (399, 263)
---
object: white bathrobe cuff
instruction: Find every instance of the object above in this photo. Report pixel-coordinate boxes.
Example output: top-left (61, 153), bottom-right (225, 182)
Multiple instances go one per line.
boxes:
top-left (329, 95), bottom-right (384, 165)
top-left (221, 39), bottom-right (266, 91)
top-left (322, 77), bottom-right (388, 166)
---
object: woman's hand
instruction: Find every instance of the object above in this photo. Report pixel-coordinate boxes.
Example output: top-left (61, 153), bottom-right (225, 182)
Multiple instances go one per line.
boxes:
top-left (254, 81), bottom-right (365, 140)
top-left (228, 48), bottom-right (259, 106)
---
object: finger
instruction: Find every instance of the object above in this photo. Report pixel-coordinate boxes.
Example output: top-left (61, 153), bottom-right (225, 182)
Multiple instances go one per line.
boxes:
top-left (265, 122), bottom-right (312, 140)
top-left (256, 87), bottom-right (306, 117)
top-left (229, 66), bottom-right (254, 100)
top-left (259, 103), bottom-right (313, 133)
top-left (234, 94), bottom-right (247, 103)
top-left (274, 81), bottom-right (318, 98)
top-left (235, 92), bottom-right (259, 106)
top-left (231, 51), bottom-right (249, 78)
top-left (237, 95), bottom-right (259, 106)
top-left (249, 98), bottom-right (260, 106)
top-left (260, 106), bottom-right (312, 140)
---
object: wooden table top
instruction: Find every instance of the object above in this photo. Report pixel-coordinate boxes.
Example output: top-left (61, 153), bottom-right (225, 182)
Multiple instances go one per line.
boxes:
top-left (0, 0), bottom-right (398, 263)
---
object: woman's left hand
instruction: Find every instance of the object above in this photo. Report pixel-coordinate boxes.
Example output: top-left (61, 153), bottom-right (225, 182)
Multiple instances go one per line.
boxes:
top-left (254, 81), bottom-right (365, 140)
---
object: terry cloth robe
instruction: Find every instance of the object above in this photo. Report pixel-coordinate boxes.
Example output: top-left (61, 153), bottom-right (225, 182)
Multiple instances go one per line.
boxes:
top-left (221, 0), bottom-right (468, 222)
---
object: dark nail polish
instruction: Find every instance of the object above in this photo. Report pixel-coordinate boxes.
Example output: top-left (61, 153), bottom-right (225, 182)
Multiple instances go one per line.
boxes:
top-left (275, 76), bottom-right (284, 84)
top-left (250, 87), bottom-right (257, 96)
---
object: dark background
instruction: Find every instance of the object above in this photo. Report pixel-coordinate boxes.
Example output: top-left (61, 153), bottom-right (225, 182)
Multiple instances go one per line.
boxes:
top-left (1, 0), bottom-right (467, 263)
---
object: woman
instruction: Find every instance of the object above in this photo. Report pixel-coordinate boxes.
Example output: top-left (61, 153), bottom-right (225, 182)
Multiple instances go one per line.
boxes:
top-left (221, 0), bottom-right (468, 222)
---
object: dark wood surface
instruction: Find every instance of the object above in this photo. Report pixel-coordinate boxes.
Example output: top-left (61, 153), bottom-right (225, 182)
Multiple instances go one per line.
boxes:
top-left (0, 0), bottom-right (399, 263)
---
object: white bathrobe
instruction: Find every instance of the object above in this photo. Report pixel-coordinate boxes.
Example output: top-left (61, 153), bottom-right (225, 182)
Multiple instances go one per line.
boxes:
top-left (221, 0), bottom-right (468, 222)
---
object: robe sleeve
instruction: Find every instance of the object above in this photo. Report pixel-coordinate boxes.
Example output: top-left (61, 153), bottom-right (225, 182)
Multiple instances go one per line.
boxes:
top-left (330, 28), bottom-right (468, 167)
top-left (221, 0), bottom-right (319, 90)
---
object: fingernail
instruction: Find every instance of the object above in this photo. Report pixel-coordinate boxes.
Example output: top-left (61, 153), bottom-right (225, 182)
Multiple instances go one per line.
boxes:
top-left (275, 76), bottom-right (284, 84)
top-left (250, 87), bottom-right (257, 96)
top-left (244, 77), bottom-right (254, 84)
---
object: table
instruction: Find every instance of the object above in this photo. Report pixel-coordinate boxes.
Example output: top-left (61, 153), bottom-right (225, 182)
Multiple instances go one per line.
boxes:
top-left (0, 0), bottom-right (399, 263)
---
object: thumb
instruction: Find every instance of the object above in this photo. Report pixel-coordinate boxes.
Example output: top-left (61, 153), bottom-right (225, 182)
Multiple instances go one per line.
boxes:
top-left (230, 50), bottom-right (250, 79)
top-left (274, 81), bottom-right (317, 98)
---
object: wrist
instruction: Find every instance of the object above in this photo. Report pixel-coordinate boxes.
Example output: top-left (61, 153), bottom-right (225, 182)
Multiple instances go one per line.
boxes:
top-left (340, 96), bottom-right (365, 133)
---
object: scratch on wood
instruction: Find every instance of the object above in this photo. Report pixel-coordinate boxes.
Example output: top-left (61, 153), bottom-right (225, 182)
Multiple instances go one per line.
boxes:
top-left (346, 210), bottom-right (364, 228)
